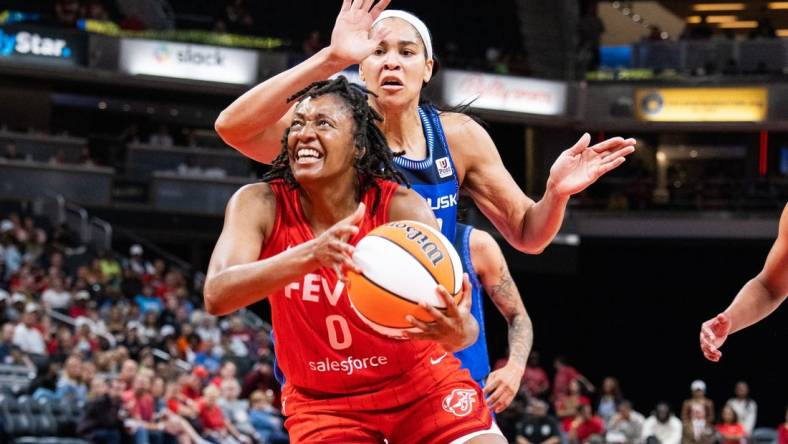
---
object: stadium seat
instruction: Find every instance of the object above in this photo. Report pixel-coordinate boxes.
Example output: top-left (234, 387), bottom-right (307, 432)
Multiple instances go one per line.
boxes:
top-left (751, 427), bottom-right (778, 444)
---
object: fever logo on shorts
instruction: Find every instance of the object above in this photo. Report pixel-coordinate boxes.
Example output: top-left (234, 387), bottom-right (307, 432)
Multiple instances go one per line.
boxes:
top-left (442, 388), bottom-right (477, 417)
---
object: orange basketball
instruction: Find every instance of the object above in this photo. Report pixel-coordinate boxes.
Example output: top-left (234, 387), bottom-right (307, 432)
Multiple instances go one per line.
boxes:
top-left (346, 220), bottom-right (464, 339)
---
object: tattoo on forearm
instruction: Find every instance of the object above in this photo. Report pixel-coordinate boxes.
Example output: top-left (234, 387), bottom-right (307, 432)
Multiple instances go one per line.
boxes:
top-left (490, 263), bottom-right (533, 368)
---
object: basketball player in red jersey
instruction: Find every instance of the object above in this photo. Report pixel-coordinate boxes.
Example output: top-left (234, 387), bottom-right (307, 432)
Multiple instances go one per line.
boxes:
top-left (700, 203), bottom-right (787, 362)
top-left (204, 77), bottom-right (506, 443)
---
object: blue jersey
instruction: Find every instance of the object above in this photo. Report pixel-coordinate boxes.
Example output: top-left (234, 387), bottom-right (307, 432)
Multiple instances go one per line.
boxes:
top-left (392, 105), bottom-right (460, 239)
top-left (453, 223), bottom-right (491, 383)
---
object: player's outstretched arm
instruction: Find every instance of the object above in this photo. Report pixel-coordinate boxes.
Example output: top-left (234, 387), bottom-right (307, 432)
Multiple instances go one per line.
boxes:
top-left (445, 114), bottom-right (635, 254)
top-left (214, 0), bottom-right (391, 164)
top-left (471, 229), bottom-right (533, 413)
top-left (204, 184), bottom-right (365, 316)
top-left (389, 187), bottom-right (480, 351)
top-left (700, 204), bottom-right (788, 362)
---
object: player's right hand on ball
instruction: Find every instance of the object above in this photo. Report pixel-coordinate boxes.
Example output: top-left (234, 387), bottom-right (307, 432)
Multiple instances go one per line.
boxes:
top-left (312, 202), bottom-right (364, 280)
top-left (700, 313), bottom-right (731, 362)
top-left (329, 0), bottom-right (392, 67)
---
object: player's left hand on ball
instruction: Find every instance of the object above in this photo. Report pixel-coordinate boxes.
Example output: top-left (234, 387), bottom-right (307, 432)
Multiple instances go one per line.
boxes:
top-left (484, 363), bottom-right (524, 413)
top-left (404, 274), bottom-right (476, 352)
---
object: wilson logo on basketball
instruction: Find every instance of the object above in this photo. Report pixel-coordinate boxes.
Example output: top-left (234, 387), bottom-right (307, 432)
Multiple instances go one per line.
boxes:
top-left (388, 222), bottom-right (445, 266)
top-left (442, 389), bottom-right (477, 417)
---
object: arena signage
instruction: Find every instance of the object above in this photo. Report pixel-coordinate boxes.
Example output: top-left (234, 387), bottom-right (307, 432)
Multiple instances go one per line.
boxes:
top-left (118, 38), bottom-right (258, 85)
top-left (635, 87), bottom-right (768, 122)
top-left (0, 26), bottom-right (85, 65)
top-left (442, 70), bottom-right (567, 116)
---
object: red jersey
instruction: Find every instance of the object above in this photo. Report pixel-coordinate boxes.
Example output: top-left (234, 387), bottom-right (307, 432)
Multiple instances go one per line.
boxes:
top-left (260, 180), bottom-right (462, 406)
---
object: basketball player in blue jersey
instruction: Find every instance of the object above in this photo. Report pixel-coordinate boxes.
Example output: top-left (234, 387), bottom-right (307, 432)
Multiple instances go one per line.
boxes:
top-left (449, 222), bottom-right (533, 414)
top-left (215, 0), bottom-right (636, 253)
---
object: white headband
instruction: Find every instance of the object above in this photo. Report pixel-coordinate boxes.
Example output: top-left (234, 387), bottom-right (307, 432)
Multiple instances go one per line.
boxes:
top-left (372, 10), bottom-right (433, 60)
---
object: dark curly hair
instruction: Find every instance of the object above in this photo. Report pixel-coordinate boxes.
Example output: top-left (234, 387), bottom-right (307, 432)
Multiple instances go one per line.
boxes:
top-left (261, 76), bottom-right (407, 213)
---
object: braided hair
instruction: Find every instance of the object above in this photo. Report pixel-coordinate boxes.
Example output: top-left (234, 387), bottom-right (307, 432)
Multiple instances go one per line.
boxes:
top-left (261, 76), bottom-right (408, 213)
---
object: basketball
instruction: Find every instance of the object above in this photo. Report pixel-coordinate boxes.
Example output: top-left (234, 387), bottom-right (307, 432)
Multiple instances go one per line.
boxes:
top-left (346, 220), bottom-right (464, 339)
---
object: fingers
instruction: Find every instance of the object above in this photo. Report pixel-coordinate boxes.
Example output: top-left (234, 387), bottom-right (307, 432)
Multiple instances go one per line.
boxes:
top-left (359, 0), bottom-right (375, 13)
top-left (600, 145), bottom-right (636, 163)
top-left (340, 0), bottom-right (351, 12)
top-left (596, 157), bottom-right (626, 176)
top-left (482, 374), bottom-right (500, 395)
top-left (457, 274), bottom-right (472, 312)
top-left (568, 133), bottom-right (591, 155)
top-left (369, 0), bottom-right (391, 19)
top-left (350, 0), bottom-right (363, 10)
top-left (435, 285), bottom-right (458, 318)
top-left (591, 137), bottom-right (637, 154)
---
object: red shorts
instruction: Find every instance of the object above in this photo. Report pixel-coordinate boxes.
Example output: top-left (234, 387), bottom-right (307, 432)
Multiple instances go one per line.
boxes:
top-left (282, 354), bottom-right (494, 443)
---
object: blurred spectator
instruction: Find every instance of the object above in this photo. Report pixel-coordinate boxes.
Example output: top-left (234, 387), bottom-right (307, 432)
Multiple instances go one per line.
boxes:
top-left (79, 147), bottom-right (96, 166)
top-left (149, 125), bottom-right (174, 147)
top-left (515, 351), bottom-right (549, 400)
top-left (219, 377), bottom-right (260, 441)
top-left (83, 0), bottom-right (111, 21)
top-left (126, 244), bottom-right (155, 276)
top-left (13, 303), bottom-right (46, 355)
top-left (642, 402), bottom-right (682, 444)
top-left (556, 379), bottom-right (591, 432)
top-left (116, 0), bottom-right (175, 30)
top-left (54, 0), bottom-right (82, 27)
top-left (78, 377), bottom-right (123, 444)
top-left (0, 322), bottom-right (14, 362)
top-left (122, 373), bottom-right (164, 444)
top-left (716, 405), bottom-right (747, 444)
top-left (1, 142), bottom-right (21, 160)
top-left (553, 356), bottom-right (594, 401)
top-left (725, 381), bottom-right (757, 434)
top-left (568, 404), bottom-right (605, 444)
top-left (55, 354), bottom-right (88, 402)
top-left (606, 400), bottom-right (645, 444)
top-left (1, 221), bottom-right (23, 279)
top-left (69, 290), bottom-right (91, 318)
top-left (219, 0), bottom-right (255, 35)
top-left (118, 358), bottom-right (139, 390)
top-left (682, 403), bottom-right (716, 444)
top-left (198, 384), bottom-right (252, 444)
top-left (515, 399), bottom-right (561, 444)
top-left (41, 276), bottom-right (71, 311)
top-left (682, 380), bottom-right (715, 423)
top-left (597, 377), bottom-right (623, 424)
top-left (212, 360), bottom-right (237, 388)
top-left (248, 389), bottom-right (288, 444)
top-left (241, 360), bottom-right (279, 406)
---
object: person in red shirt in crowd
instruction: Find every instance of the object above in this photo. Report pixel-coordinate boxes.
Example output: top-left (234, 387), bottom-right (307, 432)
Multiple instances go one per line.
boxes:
top-left (553, 356), bottom-right (595, 401)
top-left (198, 384), bottom-right (252, 444)
top-left (716, 406), bottom-right (747, 444)
top-left (68, 291), bottom-right (90, 318)
top-left (491, 350), bottom-right (549, 400)
top-left (522, 351), bottom-right (550, 400)
top-left (556, 379), bottom-right (592, 432)
top-left (211, 360), bottom-right (237, 387)
top-left (240, 359), bottom-right (281, 408)
top-left (569, 404), bottom-right (605, 444)
top-left (122, 374), bottom-right (164, 444)
top-left (778, 406), bottom-right (788, 444)
top-left (181, 367), bottom-right (206, 401)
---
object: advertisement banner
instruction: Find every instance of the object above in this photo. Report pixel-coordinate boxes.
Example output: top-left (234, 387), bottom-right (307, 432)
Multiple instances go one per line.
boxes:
top-left (442, 70), bottom-right (568, 116)
top-left (0, 25), bottom-right (86, 66)
top-left (636, 87), bottom-right (768, 122)
top-left (118, 38), bottom-right (258, 85)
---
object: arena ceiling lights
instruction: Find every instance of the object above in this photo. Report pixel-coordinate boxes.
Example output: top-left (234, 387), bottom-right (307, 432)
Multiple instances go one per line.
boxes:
top-left (691, 3), bottom-right (746, 11)
top-left (768, 2), bottom-right (788, 9)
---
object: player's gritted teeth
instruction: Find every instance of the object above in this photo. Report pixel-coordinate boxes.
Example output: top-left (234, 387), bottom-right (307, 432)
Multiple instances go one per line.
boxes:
top-left (294, 145), bottom-right (324, 165)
